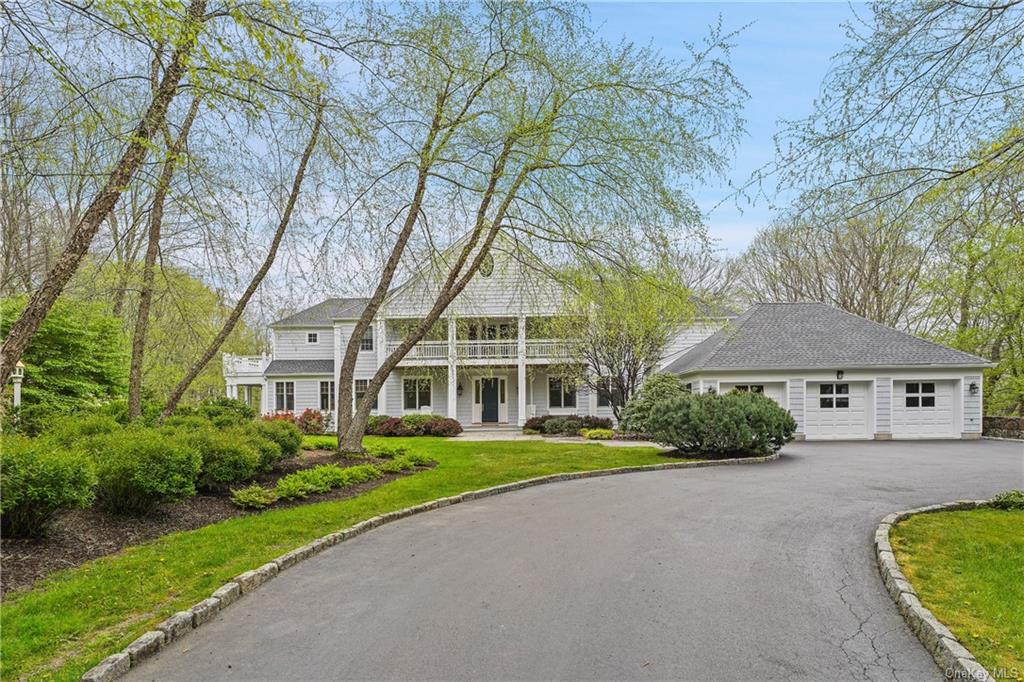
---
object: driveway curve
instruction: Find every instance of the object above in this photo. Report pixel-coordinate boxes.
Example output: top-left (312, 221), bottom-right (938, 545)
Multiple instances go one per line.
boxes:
top-left (131, 440), bottom-right (1022, 681)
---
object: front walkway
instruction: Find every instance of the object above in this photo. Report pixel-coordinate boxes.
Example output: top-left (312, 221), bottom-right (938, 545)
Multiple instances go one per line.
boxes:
top-left (129, 440), bottom-right (1022, 681)
top-left (452, 427), bottom-right (663, 448)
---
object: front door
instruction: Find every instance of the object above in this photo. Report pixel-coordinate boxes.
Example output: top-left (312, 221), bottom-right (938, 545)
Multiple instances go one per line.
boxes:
top-left (481, 378), bottom-right (499, 422)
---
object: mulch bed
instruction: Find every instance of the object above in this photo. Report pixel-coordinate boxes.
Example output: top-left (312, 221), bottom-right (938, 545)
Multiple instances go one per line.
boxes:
top-left (0, 450), bottom-right (431, 597)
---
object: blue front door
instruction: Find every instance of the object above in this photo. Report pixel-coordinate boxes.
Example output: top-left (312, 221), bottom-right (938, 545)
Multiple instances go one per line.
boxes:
top-left (481, 378), bottom-right (499, 422)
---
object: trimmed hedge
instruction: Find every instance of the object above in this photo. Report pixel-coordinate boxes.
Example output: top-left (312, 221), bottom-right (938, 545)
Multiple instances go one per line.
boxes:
top-left (365, 414), bottom-right (463, 437)
top-left (646, 390), bottom-right (796, 457)
top-left (582, 428), bottom-right (615, 440)
top-left (0, 436), bottom-right (97, 537)
top-left (526, 414), bottom-right (614, 435)
top-left (93, 430), bottom-right (202, 515)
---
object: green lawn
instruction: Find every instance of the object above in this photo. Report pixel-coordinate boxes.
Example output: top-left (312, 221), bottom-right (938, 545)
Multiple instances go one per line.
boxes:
top-left (1, 437), bottom-right (672, 681)
top-left (891, 509), bottom-right (1024, 677)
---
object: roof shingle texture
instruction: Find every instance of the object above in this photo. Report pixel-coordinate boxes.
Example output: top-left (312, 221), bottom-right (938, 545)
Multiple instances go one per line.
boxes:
top-left (265, 359), bottom-right (334, 375)
top-left (271, 298), bottom-right (369, 327)
top-left (664, 302), bottom-right (989, 374)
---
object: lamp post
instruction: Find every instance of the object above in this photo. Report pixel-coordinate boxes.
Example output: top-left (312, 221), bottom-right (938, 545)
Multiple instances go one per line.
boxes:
top-left (11, 361), bottom-right (25, 408)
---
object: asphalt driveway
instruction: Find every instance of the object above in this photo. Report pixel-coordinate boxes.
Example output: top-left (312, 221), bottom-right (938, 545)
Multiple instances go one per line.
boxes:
top-left (131, 440), bottom-right (1023, 681)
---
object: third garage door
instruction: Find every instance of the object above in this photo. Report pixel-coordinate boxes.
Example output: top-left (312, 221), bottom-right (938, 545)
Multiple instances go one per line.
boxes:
top-left (805, 381), bottom-right (870, 440)
top-left (892, 380), bottom-right (958, 438)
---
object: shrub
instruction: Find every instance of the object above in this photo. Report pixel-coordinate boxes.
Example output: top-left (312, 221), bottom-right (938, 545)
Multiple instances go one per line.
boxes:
top-left (6, 403), bottom-right (71, 437)
top-left (646, 391), bottom-right (795, 457)
top-left (366, 444), bottom-right (408, 459)
top-left (523, 415), bottom-right (557, 432)
top-left (274, 463), bottom-right (383, 500)
top-left (263, 411), bottom-right (295, 422)
top-left (195, 397), bottom-right (257, 426)
top-left (400, 413), bottom-right (435, 433)
top-left (93, 430), bottom-right (201, 514)
top-left (161, 415), bottom-right (215, 433)
top-left (235, 427), bottom-right (283, 471)
top-left (542, 416), bottom-right (582, 435)
top-left (365, 414), bottom-right (462, 437)
top-left (619, 373), bottom-right (689, 433)
top-left (367, 416), bottom-right (414, 437)
top-left (253, 419), bottom-right (302, 457)
top-left (0, 436), bottom-right (97, 537)
top-left (47, 414), bottom-right (122, 447)
top-left (582, 428), bottom-right (615, 440)
top-left (275, 475), bottom-right (313, 500)
top-left (92, 399), bottom-right (164, 426)
top-left (302, 434), bottom-right (337, 451)
top-left (379, 456), bottom-right (415, 473)
top-left (295, 408), bottom-right (326, 435)
top-left (184, 430), bottom-right (261, 490)
top-left (990, 489), bottom-right (1024, 510)
top-left (404, 452), bottom-right (433, 467)
top-left (230, 484), bottom-right (279, 509)
top-left (425, 417), bottom-right (462, 436)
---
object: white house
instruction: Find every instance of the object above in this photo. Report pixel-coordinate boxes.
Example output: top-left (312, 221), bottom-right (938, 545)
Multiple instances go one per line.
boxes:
top-left (224, 248), bottom-right (989, 440)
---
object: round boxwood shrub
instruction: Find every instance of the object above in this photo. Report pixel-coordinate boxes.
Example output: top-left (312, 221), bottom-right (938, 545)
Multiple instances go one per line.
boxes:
top-left (181, 429), bottom-right (261, 490)
top-left (646, 390), bottom-right (795, 457)
top-left (619, 373), bottom-right (689, 434)
top-left (0, 435), bottom-right (97, 537)
top-left (93, 430), bottom-right (201, 515)
top-left (254, 419), bottom-right (302, 457)
top-left (232, 426), bottom-right (284, 471)
top-left (424, 417), bottom-right (462, 436)
top-left (47, 413), bottom-right (123, 447)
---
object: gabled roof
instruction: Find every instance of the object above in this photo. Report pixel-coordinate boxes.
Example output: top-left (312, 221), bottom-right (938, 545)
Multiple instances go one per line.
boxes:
top-left (271, 298), bottom-right (369, 327)
top-left (664, 302), bottom-right (990, 374)
top-left (265, 359), bottom-right (334, 375)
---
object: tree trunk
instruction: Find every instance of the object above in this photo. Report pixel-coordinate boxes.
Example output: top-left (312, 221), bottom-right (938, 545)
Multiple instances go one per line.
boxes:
top-left (127, 96), bottom-right (202, 418)
top-left (0, 0), bottom-right (207, 385)
top-left (160, 102), bottom-right (323, 419)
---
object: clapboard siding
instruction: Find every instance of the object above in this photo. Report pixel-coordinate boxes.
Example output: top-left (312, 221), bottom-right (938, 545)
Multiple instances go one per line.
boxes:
top-left (788, 378), bottom-right (805, 431)
top-left (658, 321), bottom-right (725, 368)
top-left (273, 329), bottom-right (333, 360)
top-left (875, 377), bottom-right (892, 434)
top-left (963, 375), bottom-right (982, 433)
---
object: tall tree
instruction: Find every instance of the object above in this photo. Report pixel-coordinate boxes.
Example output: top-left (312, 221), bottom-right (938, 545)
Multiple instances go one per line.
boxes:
top-left (334, 2), bottom-right (746, 451)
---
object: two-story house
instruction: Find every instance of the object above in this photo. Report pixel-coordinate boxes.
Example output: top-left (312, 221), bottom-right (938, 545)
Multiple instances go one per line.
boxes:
top-left (224, 243), bottom-right (990, 440)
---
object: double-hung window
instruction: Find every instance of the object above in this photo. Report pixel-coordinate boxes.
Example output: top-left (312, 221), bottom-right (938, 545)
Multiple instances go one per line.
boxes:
top-left (319, 381), bottom-right (335, 411)
top-left (403, 378), bottom-right (431, 410)
top-left (548, 378), bottom-right (576, 409)
top-left (275, 381), bottom-right (294, 411)
top-left (905, 382), bottom-right (935, 408)
top-left (354, 379), bottom-right (378, 410)
top-left (818, 383), bottom-right (849, 409)
top-left (734, 384), bottom-right (764, 393)
top-left (360, 328), bottom-right (374, 351)
top-left (596, 378), bottom-right (620, 408)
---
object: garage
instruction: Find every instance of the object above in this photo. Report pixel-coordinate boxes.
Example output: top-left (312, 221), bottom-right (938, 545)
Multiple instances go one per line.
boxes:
top-left (892, 380), bottom-right (958, 438)
top-left (804, 381), bottom-right (871, 440)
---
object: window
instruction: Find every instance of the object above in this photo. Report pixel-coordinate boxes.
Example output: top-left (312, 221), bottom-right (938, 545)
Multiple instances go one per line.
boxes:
top-left (596, 378), bottom-right (619, 408)
top-left (403, 378), bottom-right (431, 410)
top-left (548, 378), bottom-right (576, 409)
top-left (685, 383), bottom-right (693, 393)
top-left (319, 381), bottom-right (335, 411)
top-left (360, 328), bottom-right (373, 351)
top-left (275, 381), bottom-right (294, 411)
top-left (734, 385), bottom-right (764, 394)
top-left (905, 382), bottom-right (936, 408)
top-left (307, 332), bottom-right (318, 344)
top-left (354, 379), bottom-right (378, 410)
top-left (818, 383), bottom-right (849, 409)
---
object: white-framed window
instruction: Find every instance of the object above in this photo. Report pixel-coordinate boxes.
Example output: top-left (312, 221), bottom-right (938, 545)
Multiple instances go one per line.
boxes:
top-left (354, 379), bottom-right (378, 410)
top-left (596, 377), bottom-right (620, 408)
top-left (319, 381), bottom-right (335, 411)
top-left (307, 332), bottom-right (318, 344)
top-left (734, 385), bottom-right (765, 394)
top-left (905, 382), bottom-right (936, 408)
top-left (548, 378), bottom-right (576, 409)
top-left (275, 381), bottom-right (294, 411)
top-left (819, 383), bottom-right (849, 409)
top-left (403, 377), bottom-right (431, 410)
top-left (360, 328), bottom-right (373, 351)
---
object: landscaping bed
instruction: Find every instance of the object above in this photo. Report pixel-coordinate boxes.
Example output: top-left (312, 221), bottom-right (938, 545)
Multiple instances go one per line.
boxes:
top-left (891, 505), bottom-right (1024, 676)
top-left (0, 449), bottom-right (424, 595)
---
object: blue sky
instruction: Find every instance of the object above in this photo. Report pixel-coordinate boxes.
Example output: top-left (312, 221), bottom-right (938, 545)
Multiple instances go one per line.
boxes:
top-left (587, 1), bottom-right (864, 253)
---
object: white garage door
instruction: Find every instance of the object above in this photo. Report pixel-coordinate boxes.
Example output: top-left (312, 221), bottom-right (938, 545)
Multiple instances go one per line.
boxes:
top-left (892, 380), bottom-right (957, 438)
top-left (805, 381), bottom-right (871, 440)
top-left (720, 382), bottom-right (786, 407)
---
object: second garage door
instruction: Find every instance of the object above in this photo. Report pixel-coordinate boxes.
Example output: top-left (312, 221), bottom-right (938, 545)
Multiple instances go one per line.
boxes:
top-left (892, 380), bottom-right (958, 438)
top-left (805, 381), bottom-right (871, 440)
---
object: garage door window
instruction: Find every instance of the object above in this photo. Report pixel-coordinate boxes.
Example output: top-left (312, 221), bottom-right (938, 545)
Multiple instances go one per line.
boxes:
top-left (734, 385), bottom-right (764, 393)
top-left (905, 382), bottom-right (935, 408)
top-left (819, 383), bottom-right (849, 408)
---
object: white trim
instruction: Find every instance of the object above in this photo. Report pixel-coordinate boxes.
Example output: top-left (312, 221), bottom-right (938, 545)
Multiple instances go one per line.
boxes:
top-left (306, 332), bottom-right (319, 345)
top-left (401, 375), bottom-right (432, 413)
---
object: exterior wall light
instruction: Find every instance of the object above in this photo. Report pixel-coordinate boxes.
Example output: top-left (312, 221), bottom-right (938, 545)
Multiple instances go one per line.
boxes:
top-left (836, 370), bottom-right (844, 380)
top-left (457, 383), bottom-right (463, 397)
top-left (969, 382), bottom-right (979, 395)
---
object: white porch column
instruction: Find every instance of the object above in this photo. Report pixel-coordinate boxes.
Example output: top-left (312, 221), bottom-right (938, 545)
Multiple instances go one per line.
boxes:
top-left (447, 317), bottom-right (458, 418)
top-left (517, 315), bottom-right (527, 426)
top-left (375, 317), bottom-right (387, 413)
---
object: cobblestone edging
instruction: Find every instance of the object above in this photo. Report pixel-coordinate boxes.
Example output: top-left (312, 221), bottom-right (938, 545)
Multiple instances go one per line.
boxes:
top-left (875, 500), bottom-right (995, 682)
top-left (81, 451), bottom-right (779, 681)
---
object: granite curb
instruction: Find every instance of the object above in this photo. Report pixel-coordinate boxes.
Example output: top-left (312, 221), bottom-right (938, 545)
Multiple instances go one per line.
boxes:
top-left (875, 499), bottom-right (996, 682)
top-left (81, 450), bottom-right (779, 681)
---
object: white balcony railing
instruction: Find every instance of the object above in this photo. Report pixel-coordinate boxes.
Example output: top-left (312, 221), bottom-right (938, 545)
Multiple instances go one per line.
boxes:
top-left (223, 353), bottom-right (271, 376)
top-left (385, 339), bottom-right (574, 363)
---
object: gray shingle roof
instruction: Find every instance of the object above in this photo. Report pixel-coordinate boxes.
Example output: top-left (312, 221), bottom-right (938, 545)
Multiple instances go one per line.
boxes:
top-left (664, 302), bottom-right (990, 374)
top-left (265, 359), bottom-right (334, 375)
top-left (271, 297), bottom-right (369, 327)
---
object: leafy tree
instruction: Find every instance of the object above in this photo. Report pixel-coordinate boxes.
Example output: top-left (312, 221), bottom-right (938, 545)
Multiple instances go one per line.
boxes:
top-left (1, 297), bottom-right (128, 410)
top-left (547, 266), bottom-right (695, 421)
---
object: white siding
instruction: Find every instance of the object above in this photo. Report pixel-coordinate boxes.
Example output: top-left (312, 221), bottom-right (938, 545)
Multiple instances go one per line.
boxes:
top-left (963, 375), bottom-right (982, 434)
top-left (658, 321), bottom-right (725, 369)
top-left (788, 379), bottom-right (805, 432)
top-left (892, 379), bottom-right (957, 438)
top-left (270, 377), bottom-right (330, 413)
top-left (336, 322), bottom-right (377, 374)
top-left (272, 328), bottom-right (333, 360)
top-left (875, 377), bottom-right (892, 435)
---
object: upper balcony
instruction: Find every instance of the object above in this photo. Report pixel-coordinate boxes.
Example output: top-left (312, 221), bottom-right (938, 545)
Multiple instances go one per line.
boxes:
top-left (223, 353), bottom-right (271, 378)
top-left (386, 339), bottom-right (575, 366)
